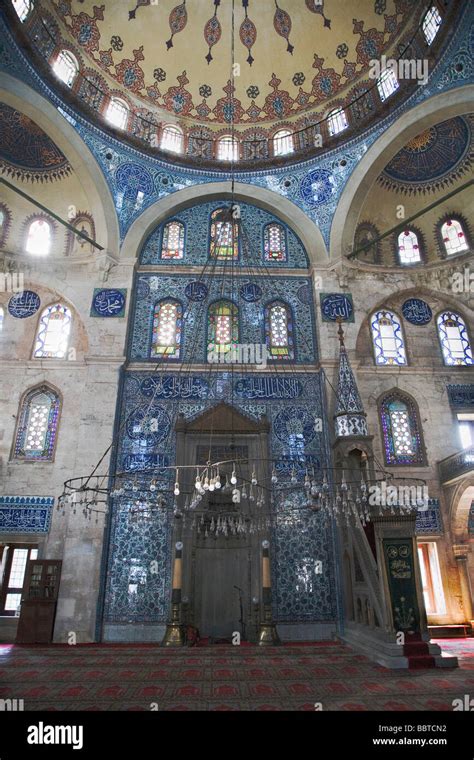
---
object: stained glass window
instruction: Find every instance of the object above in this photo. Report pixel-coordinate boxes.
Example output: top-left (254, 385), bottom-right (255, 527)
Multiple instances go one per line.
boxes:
top-left (422, 6), bottom-right (442, 45)
top-left (264, 223), bottom-right (287, 262)
top-left (397, 229), bottom-right (421, 264)
top-left (273, 129), bottom-right (294, 156)
top-left (208, 301), bottom-right (238, 358)
top-left (161, 221), bottom-right (184, 259)
top-left (380, 392), bottom-right (425, 466)
top-left (33, 304), bottom-right (72, 359)
top-left (53, 50), bottom-right (78, 87)
top-left (151, 299), bottom-right (182, 359)
top-left (327, 107), bottom-right (348, 136)
top-left (265, 301), bottom-right (294, 360)
top-left (13, 385), bottom-right (61, 461)
top-left (217, 135), bottom-right (239, 162)
top-left (25, 218), bottom-right (52, 256)
top-left (437, 311), bottom-right (474, 366)
top-left (161, 125), bottom-right (184, 153)
top-left (441, 219), bottom-right (468, 256)
top-left (377, 68), bottom-right (399, 101)
top-left (105, 97), bottom-right (129, 130)
top-left (370, 310), bottom-right (407, 366)
top-left (209, 208), bottom-right (239, 260)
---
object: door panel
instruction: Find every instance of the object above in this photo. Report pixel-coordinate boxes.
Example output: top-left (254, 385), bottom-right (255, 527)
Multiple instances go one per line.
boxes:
top-left (194, 541), bottom-right (249, 638)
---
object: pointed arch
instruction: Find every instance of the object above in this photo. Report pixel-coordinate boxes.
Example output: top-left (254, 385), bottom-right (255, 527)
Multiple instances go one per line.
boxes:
top-left (151, 298), bottom-right (182, 359)
top-left (264, 300), bottom-right (294, 360)
top-left (33, 302), bottom-right (72, 359)
top-left (378, 389), bottom-right (426, 466)
top-left (12, 383), bottom-right (62, 461)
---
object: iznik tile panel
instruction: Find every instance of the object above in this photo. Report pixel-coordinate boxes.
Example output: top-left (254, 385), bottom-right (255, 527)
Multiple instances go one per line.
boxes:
top-left (103, 370), bottom-right (336, 624)
top-left (140, 199), bottom-right (309, 269)
top-left (130, 274), bottom-right (317, 363)
top-left (0, 496), bottom-right (54, 533)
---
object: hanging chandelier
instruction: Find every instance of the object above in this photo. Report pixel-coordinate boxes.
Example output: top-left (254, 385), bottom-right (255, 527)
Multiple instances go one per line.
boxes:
top-left (58, 458), bottom-right (428, 532)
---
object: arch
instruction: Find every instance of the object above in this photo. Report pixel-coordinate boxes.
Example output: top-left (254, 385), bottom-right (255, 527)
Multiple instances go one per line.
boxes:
top-left (151, 298), bottom-right (182, 359)
top-left (207, 299), bottom-right (239, 359)
top-left (264, 300), bottom-right (295, 361)
top-left (436, 309), bottom-right (474, 366)
top-left (33, 302), bottom-right (72, 359)
top-left (378, 388), bottom-right (426, 466)
top-left (161, 219), bottom-right (185, 260)
top-left (105, 96), bottom-right (130, 130)
top-left (209, 206), bottom-right (239, 260)
top-left (24, 215), bottom-right (53, 256)
top-left (11, 382), bottom-right (62, 462)
top-left (0, 73), bottom-right (119, 256)
top-left (438, 216), bottom-right (470, 257)
top-left (396, 228), bottom-right (423, 265)
top-left (331, 86), bottom-right (474, 261)
top-left (217, 134), bottom-right (239, 162)
top-left (263, 221), bottom-right (287, 262)
top-left (121, 182), bottom-right (327, 266)
top-left (449, 480), bottom-right (474, 542)
top-left (370, 308), bottom-right (407, 366)
top-left (52, 48), bottom-right (79, 88)
top-left (160, 124), bottom-right (184, 153)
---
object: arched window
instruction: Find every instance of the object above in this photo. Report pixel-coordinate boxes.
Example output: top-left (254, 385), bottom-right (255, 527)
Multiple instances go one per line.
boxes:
top-left (105, 97), bottom-right (129, 130)
top-left (264, 222), bottom-right (287, 262)
top-left (265, 301), bottom-right (294, 360)
top-left (370, 310), bottom-right (407, 366)
top-left (208, 301), bottom-right (238, 358)
top-left (423, 6), bottom-right (442, 45)
top-left (12, 0), bottom-right (33, 22)
top-left (273, 129), bottom-right (294, 157)
top-left (161, 125), bottom-right (183, 153)
top-left (327, 107), bottom-right (348, 136)
top-left (437, 311), bottom-right (473, 366)
top-left (161, 221), bottom-right (185, 260)
top-left (377, 68), bottom-right (399, 101)
top-left (209, 207), bottom-right (239, 260)
top-left (33, 303), bottom-right (72, 359)
top-left (151, 299), bottom-right (182, 359)
top-left (397, 229), bottom-right (421, 265)
top-left (217, 135), bottom-right (239, 162)
top-left (379, 392), bottom-right (425, 466)
top-left (13, 385), bottom-right (61, 461)
top-left (441, 218), bottom-right (468, 256)
top-left (25, 218), bottom-right (52, 256)
top-left (52, 49), bottom-right (79, 87)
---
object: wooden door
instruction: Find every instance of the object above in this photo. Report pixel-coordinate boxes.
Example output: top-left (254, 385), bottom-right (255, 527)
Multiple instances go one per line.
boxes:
top-left (16, 560), bottom-right (62, 644)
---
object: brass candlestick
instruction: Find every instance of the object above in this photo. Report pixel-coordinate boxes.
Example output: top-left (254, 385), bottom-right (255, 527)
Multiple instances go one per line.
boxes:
top-left (257, 540), bottom-right (281, 646)
top-left (162, 541), bottom-right (185, 647)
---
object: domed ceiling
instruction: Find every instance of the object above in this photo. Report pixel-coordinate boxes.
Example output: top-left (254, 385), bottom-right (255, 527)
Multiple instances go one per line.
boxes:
top-left (354, 113), bottom-right (474, 266)
top-left (0, 102), bottom-right (72, 182)
top-left (45, 0), bottom-right (420, 127)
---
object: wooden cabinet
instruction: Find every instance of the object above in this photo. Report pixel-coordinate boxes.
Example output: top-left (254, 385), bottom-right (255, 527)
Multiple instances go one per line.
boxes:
top-left (15, 560), bottom-right (62, 644)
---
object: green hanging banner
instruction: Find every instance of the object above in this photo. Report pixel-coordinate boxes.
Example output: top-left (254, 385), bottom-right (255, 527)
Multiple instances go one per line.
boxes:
top-left (382, 538), bottom-right (420, 633)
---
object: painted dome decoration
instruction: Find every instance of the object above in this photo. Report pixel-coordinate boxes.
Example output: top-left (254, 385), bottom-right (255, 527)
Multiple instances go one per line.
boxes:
top-left (379, 115), bottom-right (473, 195)
top-left (0, 103), bottom-right (72, 183)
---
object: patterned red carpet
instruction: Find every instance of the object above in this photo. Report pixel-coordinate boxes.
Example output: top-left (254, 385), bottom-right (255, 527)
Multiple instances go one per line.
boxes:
top-left (0, 639), bottom-right (473, 711)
